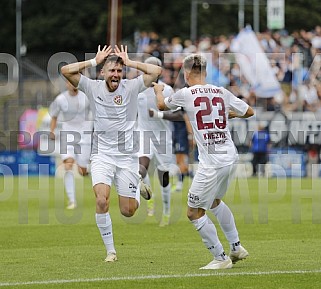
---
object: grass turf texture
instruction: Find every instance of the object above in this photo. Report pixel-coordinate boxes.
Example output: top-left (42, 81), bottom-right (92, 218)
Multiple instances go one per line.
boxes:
top-left (0, 176), bottom-right (321, 289)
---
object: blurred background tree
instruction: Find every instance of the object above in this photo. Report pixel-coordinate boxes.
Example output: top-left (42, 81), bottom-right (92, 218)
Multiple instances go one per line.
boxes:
top-left (1, 0), bottom-right (321, 55)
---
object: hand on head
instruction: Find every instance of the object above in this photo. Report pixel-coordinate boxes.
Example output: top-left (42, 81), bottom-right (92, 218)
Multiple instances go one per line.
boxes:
top-left (95, 45), bottom-right (113, 64)
top-left (95, 44), bottom-right (129, 65)
top-left (114, 45), bottom-right (129, 65)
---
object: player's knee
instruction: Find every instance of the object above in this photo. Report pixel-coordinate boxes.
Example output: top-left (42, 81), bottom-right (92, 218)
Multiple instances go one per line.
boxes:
top-left (187, 209), bottom-right (196, 221)
top-left (64, 163), bottom-right (73, 171)
top-left (96, 197), bottom-right (108, 211)
top-left (178, 163), bottom-right (188, 174)
top-left (139, 166), bottom-right (147, 179)
top-left (63, 158), bottom-right (74, 171)
top-left (120, 206), bottom-right (136, 217)
top-left (159, 171), bottom-right (169, 187)
top-left (187, 207), bottom-right (204, 221)
top-left (190, 214), bottom-right (208, 231)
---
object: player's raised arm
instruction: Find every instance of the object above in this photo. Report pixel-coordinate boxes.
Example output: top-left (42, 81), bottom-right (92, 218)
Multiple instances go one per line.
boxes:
top-left (61, 45), bottom-right (112, 87)
top-left (114, 45), bottom-right (162, 87)
top-left (152, 82), bottom-right (170, 111)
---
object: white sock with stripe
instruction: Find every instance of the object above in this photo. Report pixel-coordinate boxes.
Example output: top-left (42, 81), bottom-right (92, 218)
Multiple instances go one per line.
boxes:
top-left (96, 213), bottom-right (116, 254)
top-left (191, 214), bottom-right (226, 260)
top-left (210, 201), bottom-right (240, 251)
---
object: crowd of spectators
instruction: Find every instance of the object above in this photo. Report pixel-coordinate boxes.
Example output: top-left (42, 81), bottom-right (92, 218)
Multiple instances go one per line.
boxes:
top-left (132, 26), bottom-right (321, 113)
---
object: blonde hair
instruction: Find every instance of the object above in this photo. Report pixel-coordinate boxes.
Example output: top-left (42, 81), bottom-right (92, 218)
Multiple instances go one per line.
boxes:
top-left (183, 54), bottom-right (207, 73)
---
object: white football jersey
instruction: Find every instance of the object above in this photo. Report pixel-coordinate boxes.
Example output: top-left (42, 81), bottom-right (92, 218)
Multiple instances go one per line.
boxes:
top-left (49, 90), bottom-right (93, 144)
top-left (136, 80), bottom-right (174, 162)
top-left (164, 84), bottom-right (249, 168)
top-left (78, 74), bottom-right (146, 156)
top-left (137, 80), bottom-right (174, 135)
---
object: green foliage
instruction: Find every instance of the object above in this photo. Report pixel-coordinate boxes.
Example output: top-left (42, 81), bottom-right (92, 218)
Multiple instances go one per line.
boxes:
top-left (22, 0), bottom-right (108, 53)
top-left (0, 1), bottom-right (16, 52)
top-left (1, 0), bottom-right (321, 54)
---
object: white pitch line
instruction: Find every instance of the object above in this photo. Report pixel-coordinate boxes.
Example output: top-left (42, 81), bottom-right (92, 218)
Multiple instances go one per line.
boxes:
top-left (1, 269), bottom-right (321, 287)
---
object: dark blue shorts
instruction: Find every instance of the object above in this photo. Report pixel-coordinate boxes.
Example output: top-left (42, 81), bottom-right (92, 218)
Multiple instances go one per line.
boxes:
top-left (172, 121), bottom-right (189, 154)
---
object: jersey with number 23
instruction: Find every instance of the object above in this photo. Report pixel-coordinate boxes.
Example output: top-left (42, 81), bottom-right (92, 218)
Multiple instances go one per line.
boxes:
top-left (164, 84), bottom-right (249, 168)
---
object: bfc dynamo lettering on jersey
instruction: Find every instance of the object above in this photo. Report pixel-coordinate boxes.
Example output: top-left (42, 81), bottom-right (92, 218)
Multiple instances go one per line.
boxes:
top-left (164, 84), bottom-right (249, 168)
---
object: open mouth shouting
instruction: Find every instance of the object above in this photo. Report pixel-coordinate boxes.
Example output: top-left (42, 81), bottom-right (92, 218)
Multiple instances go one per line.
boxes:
top-left (108, 77), bottom-right (120, 91)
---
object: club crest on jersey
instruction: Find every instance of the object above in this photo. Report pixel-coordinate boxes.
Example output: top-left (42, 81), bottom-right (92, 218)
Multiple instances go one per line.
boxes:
top-left (113, 95), bottom-right (122, 105)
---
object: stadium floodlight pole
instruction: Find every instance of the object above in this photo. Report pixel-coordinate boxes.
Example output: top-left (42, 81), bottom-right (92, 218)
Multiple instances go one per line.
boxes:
top-left (107, 0), bottom-right (122, 47)
top-left (16, 0), bottom-right (23, 105)
top-left (253, 0), bottom-right (260, 32)
top-left (238, 0), bottom-right (244, 30)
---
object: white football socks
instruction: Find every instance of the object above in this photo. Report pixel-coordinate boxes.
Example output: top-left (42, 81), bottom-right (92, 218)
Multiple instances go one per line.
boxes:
top-left (96, 213), bottom-right (116, 254)
top-left (191, 214), bottom-right (225, 259)
top-left (161, 184), bottom-right (171, 216)
top-left (64, 170), bottom-right (75, 204)
top-left (210, 201), bottom-right (240, 251)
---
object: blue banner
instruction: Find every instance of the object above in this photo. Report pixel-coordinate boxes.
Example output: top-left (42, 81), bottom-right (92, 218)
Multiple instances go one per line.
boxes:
top-left (268, 148), bottom-right (306, 177)
top-left (0, 150), bottom-right (55, 176)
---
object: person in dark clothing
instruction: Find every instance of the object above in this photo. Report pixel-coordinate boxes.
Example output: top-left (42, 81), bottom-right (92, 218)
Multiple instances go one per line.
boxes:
top-left (251, 124), bottom-right (271, 176)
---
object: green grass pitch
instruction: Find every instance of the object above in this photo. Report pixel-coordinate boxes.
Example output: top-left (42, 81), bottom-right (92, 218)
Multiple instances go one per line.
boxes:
top-left (0, 175), bottom-right (321, 289)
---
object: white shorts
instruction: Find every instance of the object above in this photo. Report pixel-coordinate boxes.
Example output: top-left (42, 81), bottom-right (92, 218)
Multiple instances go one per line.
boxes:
top-left (60, 143), bottom-right (91, 168)
top-left (90, 154), bottom-right (139, 199)
top-left (138, 133), bottom-right (173, 171)
top-left (188, 163), bottom-right (237, 210)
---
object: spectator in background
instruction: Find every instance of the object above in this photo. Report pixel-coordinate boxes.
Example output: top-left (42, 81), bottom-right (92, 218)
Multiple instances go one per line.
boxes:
top-left (260, 30), bottom-right (277, 53)
top-left (170, 36), bottom-right (183, 61)
top-left (131, 26), bottom-right (321, 115)
top-left (303, 80), bottom-right (320, 112)
top-left (145, 39), bottom-right (163, 62)
top-left (305, 122), bottom-right (321, 178)
top-left (136, 31), bottom-right (150, 54)
top-left (183, 39), bottom-right (197, 53)
top-left (311, 25), bottom-right (321, 52)
top-left (172, 56), bottom-right (185, 90)
top-left (250, 123), bottom-right (271, 177)
top-left (206, 48), bottom-right (229, 87)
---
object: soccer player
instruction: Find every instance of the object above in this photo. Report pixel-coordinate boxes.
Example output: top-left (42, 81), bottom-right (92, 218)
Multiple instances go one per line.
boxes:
top-left (136, 56), bottom-right (175, 226)
top-left (49, 80), bottom-right (93, 209)
top-left (250, 123), bottom-right (271, 177)
top-left (61, 45), bottom-right (161, 262)
top-left (153, 54), bottom-right (254, 270)
top-left (172, 108), bottom-right (194, 192)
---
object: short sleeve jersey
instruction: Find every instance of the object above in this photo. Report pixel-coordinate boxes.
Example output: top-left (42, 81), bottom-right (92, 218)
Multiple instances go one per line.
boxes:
top-left (49, 90), bottom-right (93, 144)
top-left (78, 74), bottom-right (146, 155)
top-left (164, 84), bottom-right (249, 168)
top-left (136, 80), bottom-right (174, 135)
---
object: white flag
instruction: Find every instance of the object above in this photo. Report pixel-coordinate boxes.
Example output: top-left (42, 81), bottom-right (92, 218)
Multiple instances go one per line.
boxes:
top-left (230, 26), bottom-right (281, 98)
